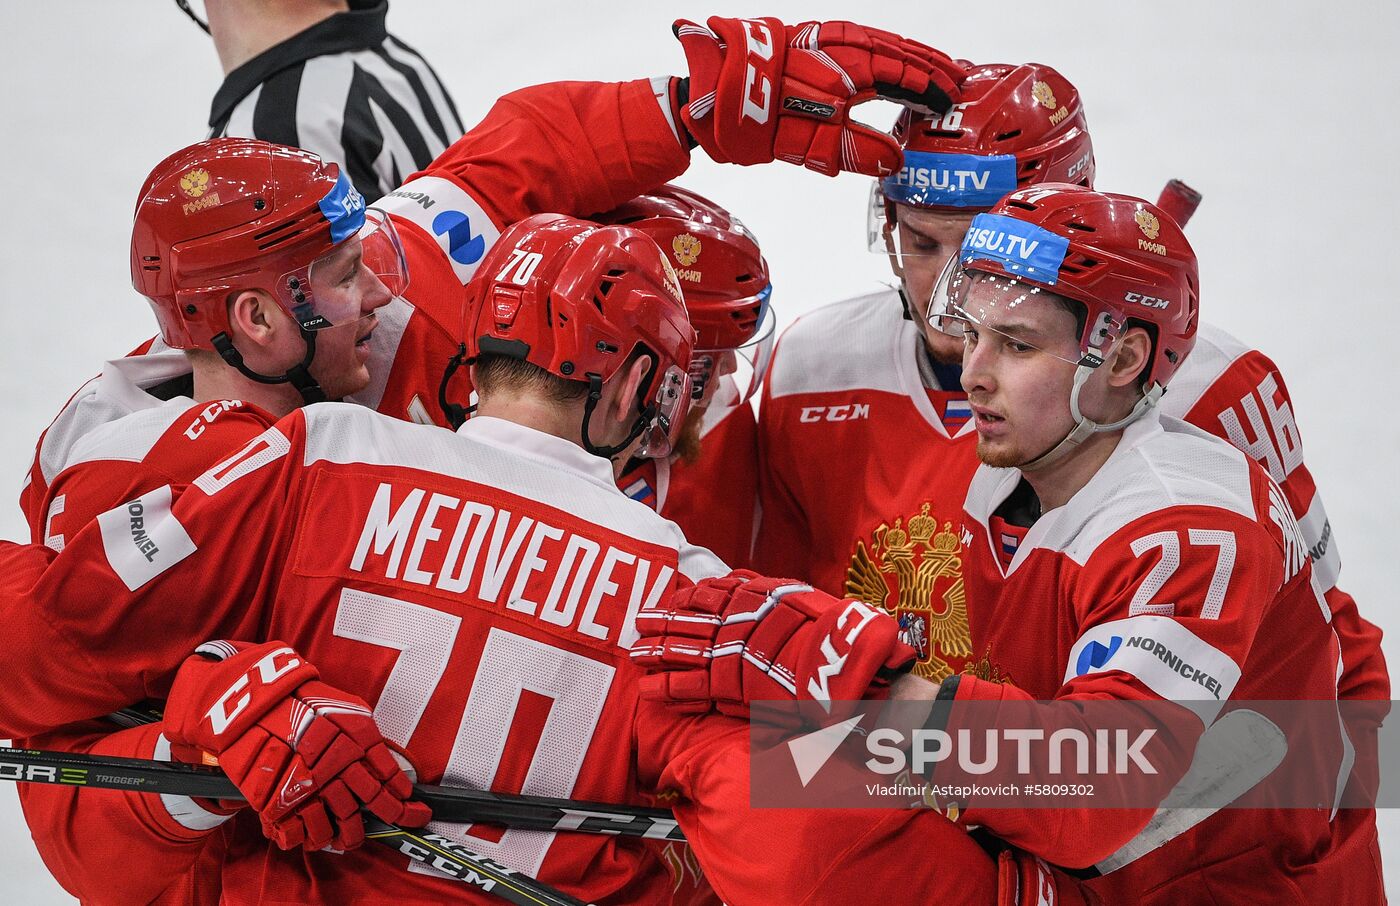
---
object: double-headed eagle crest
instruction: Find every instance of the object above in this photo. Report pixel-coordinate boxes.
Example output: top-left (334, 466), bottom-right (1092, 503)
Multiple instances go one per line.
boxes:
top-left (846, 503), bottom-right (972, 681)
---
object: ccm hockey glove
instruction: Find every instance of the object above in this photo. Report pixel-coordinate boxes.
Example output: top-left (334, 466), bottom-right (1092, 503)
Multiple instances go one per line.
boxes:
top-left (632, 570), bottom-right (916, 718)
top-left (163, 640), bottom-right (430, 852)
top-left (673, 16), bottom-right (967, 176)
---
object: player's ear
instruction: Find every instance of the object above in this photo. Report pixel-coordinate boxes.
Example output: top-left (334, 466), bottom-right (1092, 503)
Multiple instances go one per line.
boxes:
top-left (1107, 326), bottom-right (1153, 391)
top-left (609, 353), bottom-right (654, 427)
top-left (227, 289), bottom-right (287, 349)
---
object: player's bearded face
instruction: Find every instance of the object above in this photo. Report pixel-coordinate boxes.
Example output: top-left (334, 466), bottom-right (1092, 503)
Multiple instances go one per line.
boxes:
top-left (890, 205), bottom-right (975, 365)
top-left (958, 285), bottom-right (1084, 468)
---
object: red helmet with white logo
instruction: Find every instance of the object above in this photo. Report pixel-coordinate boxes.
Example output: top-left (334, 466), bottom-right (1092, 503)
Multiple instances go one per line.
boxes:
top-left (870, 64), bottom-right (1095, 322)
top-left (131, 138), bottom-right (405, 353)
top-left (595, 184), bottom-right (774, 402)
top-left (463, 213), bottom-right (697, 458)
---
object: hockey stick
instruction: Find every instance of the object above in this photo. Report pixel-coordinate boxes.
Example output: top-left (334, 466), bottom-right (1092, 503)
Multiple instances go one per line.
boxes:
top-left (0, 746), bottom-right (682, 841)
top-left (1156, 178), bottom-right (1202, 228)
top-left (1078, 708), bottom-right (1288, 877)
top-left (0, 746), bottom-right (599, 906)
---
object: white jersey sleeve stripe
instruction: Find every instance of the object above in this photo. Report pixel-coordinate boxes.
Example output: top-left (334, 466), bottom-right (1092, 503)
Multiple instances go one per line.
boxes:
top-left (1063, 614), bottom-right (1242, 723)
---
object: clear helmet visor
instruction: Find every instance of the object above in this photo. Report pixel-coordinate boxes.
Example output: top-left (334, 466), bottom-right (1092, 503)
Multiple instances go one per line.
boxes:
top-left (275, 209), bottom-right (409, 335)
top-left (635, 364), bottom-right (693, 459)
top-left (928, 259), bottom-right (1125, 369)
top-left (689, 296), bottom-right (776, 407)
top-left (867, 184), bottom-right (979, 321)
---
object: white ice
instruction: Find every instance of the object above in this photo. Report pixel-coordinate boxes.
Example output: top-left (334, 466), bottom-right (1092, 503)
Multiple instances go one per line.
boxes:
top-left (1, 1), bottom-right (1395, 900)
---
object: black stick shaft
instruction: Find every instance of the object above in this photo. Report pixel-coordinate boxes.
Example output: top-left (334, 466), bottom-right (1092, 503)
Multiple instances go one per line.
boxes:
top-left (0, 746), bottom-right (592, 906)
top-left (0, 746), bottom-right (684, 841)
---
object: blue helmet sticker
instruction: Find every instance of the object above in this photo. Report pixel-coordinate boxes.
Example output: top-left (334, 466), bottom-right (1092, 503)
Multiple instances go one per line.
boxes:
top-left (318, 171), bottom-right (367, 243)
top-left (960, 213), bottom-right (1071, 284)
top-left (882, 151), bottom-right (1018, 208)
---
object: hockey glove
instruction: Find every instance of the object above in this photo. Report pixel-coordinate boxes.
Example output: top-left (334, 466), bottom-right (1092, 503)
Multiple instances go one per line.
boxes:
top-left (632, 570), bottom-right (916, 718)
top-left (163, 640), bottom-right (431, 852)
top-left (673, 17), bottom-right (967, 176)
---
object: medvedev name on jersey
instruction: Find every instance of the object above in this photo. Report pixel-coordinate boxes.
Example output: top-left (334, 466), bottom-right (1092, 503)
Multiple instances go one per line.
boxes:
top-left (349, 482), bottom-right (674, 650)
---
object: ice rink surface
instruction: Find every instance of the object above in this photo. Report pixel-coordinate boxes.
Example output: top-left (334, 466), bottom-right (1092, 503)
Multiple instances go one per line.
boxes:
top-left (1, 1), bottom-right (1395, 900)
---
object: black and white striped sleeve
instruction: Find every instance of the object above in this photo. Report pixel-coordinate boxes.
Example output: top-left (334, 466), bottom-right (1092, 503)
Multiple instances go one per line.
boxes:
top-left (210, 37), bottom-right (463, 202)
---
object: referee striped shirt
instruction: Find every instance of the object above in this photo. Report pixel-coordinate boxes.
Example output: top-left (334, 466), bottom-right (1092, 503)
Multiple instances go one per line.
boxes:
top-left (207, 0), bottom-right (464, 202)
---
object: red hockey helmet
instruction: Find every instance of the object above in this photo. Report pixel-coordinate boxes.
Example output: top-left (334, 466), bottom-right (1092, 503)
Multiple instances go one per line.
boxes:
top-left (888, 63), bottom-right (1092, 209)
top-left (131, 138), bottom-right (407, 352)
top-left (931, 185), bottom-right (1199, 465)
top-left (595, 184), bottom-right (774, 403)
top-left (870, 63), bottom-right (1095, 329)
top-left (464, 213), bottom-right (697, 458)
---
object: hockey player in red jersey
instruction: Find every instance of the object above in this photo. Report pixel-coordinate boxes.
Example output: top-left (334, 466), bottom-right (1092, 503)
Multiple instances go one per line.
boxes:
top-left (638, 186), bottom-right (1384, 902)
top-left (11, 20), bottom-right (972, 903)
top-left (596, 185), bottom-right (773, 566)
top-left (752, 61), bottom-right (1387, 724)
top-left (753, 63), bottom-right (1092, 681)
top-left (0, 213), bottom-right (1058, 906)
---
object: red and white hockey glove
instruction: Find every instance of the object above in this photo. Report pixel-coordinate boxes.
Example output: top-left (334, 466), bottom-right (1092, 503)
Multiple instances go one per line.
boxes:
top-left (632, 570), bottom-right (916, 718)
top-left (163, 640), bottom-right (431, 852)
top-left (673, 17), bottom-right (967, 176)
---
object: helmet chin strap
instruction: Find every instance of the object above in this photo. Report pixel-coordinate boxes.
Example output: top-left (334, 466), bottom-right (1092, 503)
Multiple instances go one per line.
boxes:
top-left (210, 324), bottom-right (328, 405)
top-left (1018, 363), bottom-right (1163, 472)
top-left (581, 374), bottom-right (656, 460)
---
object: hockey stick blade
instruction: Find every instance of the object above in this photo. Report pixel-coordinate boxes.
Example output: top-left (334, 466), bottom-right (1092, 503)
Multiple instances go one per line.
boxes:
top-left (0, 746), bottom-right (683, 841)
top-left (1086, 708), bottom-right (1287, 877)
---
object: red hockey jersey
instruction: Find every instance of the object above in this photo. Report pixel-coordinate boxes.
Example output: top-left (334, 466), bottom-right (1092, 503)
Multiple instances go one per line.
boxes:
top-left (3, 406), bottom-right (732, 904)
top-left (18, 398), bottom-right (274, 904)
top-left (14, 75), bottom-right (697, 905)
top-left (952, 412), bottom-right (1382, 902)
top-left (1159, 322), bottom-right (1386, 707)
top-left (1, 406), bottom-right (1064, 906)
top-left (754, 296), bottom-right (1386, 710)
top-left (754, 290), bottom-right (983, 681)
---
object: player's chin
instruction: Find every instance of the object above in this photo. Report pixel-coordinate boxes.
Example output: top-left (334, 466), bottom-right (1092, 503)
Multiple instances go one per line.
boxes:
top-left (320, 364), bottom-right (372, 402)
top-left (975, 438), bottom-right (1023, 468)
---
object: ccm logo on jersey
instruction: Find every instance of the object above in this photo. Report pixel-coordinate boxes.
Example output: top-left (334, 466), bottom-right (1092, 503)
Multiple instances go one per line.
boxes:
top-left (205, 646), bottom-right (303, 735)
top-left (799, 403), bottom-right (870, 423)
top-left (808, 600), bottom-right (882, 710)
top-left (184, 400), bottom-right (244, 440)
